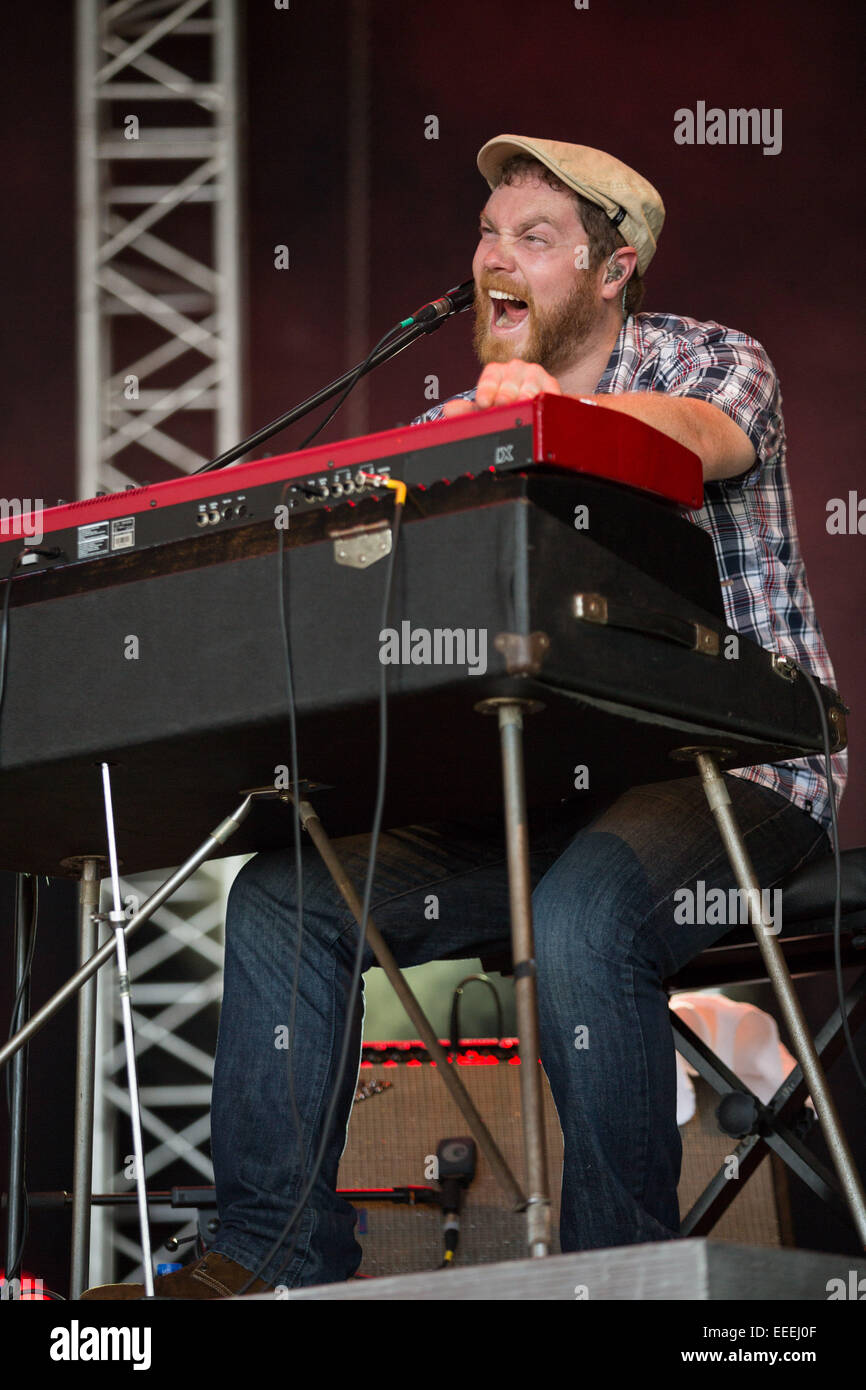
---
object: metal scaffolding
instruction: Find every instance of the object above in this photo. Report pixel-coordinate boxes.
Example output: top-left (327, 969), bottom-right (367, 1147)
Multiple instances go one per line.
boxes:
top-left (76, 0), bottom-right (243, 500)
top-left (90, 859), bottom-right (247, 1283)
top-left (75, 0), bottom-right (244, 1285)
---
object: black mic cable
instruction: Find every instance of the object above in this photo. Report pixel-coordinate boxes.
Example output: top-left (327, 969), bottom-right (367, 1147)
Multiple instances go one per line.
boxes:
top-left (297, 278), bottom-right (474, 451)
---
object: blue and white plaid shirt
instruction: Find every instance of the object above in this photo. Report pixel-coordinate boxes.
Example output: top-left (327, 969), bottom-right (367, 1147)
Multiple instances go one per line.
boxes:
top-left (411, 311), bottom-right (846, 832)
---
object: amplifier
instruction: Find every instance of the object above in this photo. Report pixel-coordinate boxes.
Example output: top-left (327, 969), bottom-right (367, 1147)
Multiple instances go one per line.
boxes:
top-left (337, 1043), bottom-right (791, 1278)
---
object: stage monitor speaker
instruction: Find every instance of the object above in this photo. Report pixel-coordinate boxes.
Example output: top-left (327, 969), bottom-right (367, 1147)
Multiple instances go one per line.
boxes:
top-left (337, 1043), bottom-right (791, 1278)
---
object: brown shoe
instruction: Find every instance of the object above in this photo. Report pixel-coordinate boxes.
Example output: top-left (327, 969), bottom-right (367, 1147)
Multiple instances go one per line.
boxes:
top-left (79, 1252), bottom-right (274, 1300)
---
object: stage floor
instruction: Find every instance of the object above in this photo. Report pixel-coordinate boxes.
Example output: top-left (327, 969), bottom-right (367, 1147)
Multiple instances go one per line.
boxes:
top-left (238, 1237), bottom-right (865, 1301)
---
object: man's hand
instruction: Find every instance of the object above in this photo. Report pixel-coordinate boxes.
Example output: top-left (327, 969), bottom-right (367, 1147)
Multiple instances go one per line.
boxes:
top-left (441, 360), bottom-right (562, 418)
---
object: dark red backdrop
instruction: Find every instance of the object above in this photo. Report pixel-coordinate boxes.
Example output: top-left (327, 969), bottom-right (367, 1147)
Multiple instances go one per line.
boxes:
top-left (1, 0), bottom-right (862, 842)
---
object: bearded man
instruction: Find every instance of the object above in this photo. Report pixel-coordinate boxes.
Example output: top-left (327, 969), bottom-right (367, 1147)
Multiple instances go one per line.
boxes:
top-left (82, 135), bottom-right (844, 1300)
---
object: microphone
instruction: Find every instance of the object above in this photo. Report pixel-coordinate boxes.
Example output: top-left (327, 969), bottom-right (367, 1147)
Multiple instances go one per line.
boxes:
top-left (434, 1136), bottom-right (477, 1266)
top-left (401, 278), bottom-right (475, 328)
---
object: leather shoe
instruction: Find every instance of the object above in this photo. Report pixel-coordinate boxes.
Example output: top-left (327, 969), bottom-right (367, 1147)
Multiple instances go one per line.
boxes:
top-left (79, 1251), bottom-right (275, 1300)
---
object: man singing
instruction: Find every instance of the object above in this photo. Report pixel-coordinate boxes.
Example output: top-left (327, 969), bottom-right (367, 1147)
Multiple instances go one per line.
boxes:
top-left (82, 135), bottom-right (844, 1299)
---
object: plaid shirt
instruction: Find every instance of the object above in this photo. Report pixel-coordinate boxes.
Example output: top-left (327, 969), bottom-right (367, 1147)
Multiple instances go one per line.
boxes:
top-left (411, 311), bottom-right (846, 832)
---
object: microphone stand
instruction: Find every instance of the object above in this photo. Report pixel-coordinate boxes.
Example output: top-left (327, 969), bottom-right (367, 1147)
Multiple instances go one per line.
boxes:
top-left (193, 281), bottom-right (473, 476)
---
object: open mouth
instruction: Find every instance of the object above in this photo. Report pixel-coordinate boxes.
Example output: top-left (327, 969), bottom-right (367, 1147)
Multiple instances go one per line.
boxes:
top-left (488, 288), bottom-right (529, 333)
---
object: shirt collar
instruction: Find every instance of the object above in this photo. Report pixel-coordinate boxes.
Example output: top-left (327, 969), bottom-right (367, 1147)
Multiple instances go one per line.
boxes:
top-left (594, 312), bottom-right (644, 393)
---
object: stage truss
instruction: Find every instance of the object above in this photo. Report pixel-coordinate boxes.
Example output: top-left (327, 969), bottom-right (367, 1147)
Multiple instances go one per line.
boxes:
top-left (75, 0), bottom-right (244, 1285)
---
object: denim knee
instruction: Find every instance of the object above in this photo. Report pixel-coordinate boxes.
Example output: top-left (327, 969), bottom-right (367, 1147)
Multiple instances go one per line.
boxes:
top-left (531, 830), bottom-right (659, 975)
top-left (225, 846), bottom-right (357, 953)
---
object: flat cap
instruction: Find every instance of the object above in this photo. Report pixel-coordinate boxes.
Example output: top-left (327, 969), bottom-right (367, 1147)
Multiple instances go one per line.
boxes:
top-left (476, 134), bottom-right (665, 275)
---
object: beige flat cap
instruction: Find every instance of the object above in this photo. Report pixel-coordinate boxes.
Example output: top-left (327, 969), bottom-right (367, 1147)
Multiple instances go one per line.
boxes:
top-left (476, 134), bottom-right (665, 276)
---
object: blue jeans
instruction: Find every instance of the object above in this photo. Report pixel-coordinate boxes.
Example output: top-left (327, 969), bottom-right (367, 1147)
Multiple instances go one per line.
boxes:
top-left (209, 774), bottom-right (828, 1286)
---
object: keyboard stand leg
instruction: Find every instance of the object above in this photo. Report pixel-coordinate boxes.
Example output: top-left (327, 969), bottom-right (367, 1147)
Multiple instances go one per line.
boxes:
top-left (691, 750), bottom-right (866, 1247)
top-left (477, 698), bottom-right (552, 1258)
top-left (4, 874), bottom-right (36, 1294)
top-left (497, 702), bottom-right (551, 1258)
top-left (61, 855), bottom-right (106, 1299)
top-left (289, 796), bottom-right (527, 1217)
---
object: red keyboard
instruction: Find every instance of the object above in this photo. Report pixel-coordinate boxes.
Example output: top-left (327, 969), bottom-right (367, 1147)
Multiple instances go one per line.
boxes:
top-left (0, 394), bottom-right (702, 573)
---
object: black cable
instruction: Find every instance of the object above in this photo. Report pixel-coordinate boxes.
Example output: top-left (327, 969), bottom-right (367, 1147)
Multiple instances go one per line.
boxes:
top-left (5, 874), bottom-right (39, 1283)
top-left (0, 550), bottom-right (26, 725)
top-left (278, 480), bottom-right (309, 1231)
top-left (277, 493), bottom-right (404, 1287)
top-left (799, 669), bottom-right (866, 1094)
top-left (230, 312), bottom-right (417, 1295)
top-left (224, 487), bottom-right (308, 1298)
top-left (449, 974), bottom-right (503, 1056)
top-left (2, 549), bottom-right (63, 1288)
top-left (234, 488), bottom-right (405, 1296)
top-left (0, 545), bottom-right (63, 734)
top-left (6, 878), bottom-right (39, 1079)
top-left (2, 551), bottom-right (57, 1284)
top-left (296, 323), bottom-right (408, 452)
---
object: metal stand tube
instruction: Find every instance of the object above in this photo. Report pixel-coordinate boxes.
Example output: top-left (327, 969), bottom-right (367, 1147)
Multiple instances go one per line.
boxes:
top-left (69, 857), bottom-right (104, 1299)
top-left (497, 703), bottom-right (551, 1257)
top-left (0, 790), bottom-right (263, 1074)
top-left (99, 764), bottom-right (155, 1295)
top-left (293, 797), bottom-right (526, 1213)
top-left (694, 752), bottom-right (866, 1248)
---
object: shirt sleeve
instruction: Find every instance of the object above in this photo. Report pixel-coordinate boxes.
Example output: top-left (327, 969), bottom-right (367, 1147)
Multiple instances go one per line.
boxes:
top-left (410, 404), bottom-right (444, 426)
top-left (409, 388), bottom-right (477, 427)
top-left (658, 322), bottom-right (783, 486)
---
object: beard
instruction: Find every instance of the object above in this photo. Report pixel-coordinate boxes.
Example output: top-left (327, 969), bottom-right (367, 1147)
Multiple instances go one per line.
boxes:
top-left (472, 273), bottom-right (601, 378)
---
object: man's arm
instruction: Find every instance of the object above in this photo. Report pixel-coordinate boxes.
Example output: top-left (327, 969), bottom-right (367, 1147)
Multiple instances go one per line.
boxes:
top-left (441, 359), bottom-right (763, 484)
top-left (580, 390), bottom-right (756, 483)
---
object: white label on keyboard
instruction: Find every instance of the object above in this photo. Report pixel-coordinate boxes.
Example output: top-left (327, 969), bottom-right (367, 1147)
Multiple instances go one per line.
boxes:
top-left (111, 516), bottom-right (135, 550)
top-left (77, 521), bottom-right (110, 558)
